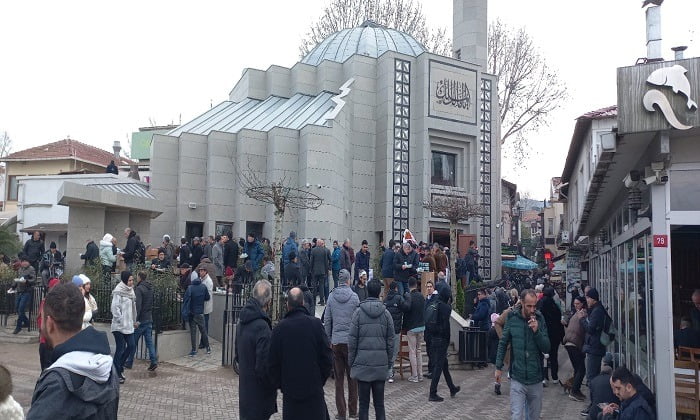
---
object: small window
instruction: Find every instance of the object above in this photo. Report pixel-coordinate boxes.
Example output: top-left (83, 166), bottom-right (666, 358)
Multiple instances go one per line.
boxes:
top-left (547, 218), bottom-right (554, 235)
top-left (7, 175), bottom-right (18, 201)
top-left (215, 222), bottom-right (233, 237)
top-left (431, 152), bottom-right (456, 186)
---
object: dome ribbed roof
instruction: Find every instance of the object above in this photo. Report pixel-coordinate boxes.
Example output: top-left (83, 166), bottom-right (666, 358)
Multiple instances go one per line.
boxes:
top-left (301, 20), bottom-right (426, 66)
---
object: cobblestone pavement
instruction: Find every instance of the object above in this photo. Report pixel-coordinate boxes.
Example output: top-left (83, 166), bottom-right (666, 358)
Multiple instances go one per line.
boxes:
top-left (3, 340), bottom-right (586, 419)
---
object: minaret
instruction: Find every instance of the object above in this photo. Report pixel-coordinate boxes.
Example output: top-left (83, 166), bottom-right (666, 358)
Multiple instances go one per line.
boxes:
top-left (453, 0), bottom-right (488, 68)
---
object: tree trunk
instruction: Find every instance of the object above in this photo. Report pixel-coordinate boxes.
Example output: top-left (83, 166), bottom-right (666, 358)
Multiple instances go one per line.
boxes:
top-left (449, 220), bottom-right (458, 311)
top-left (272, 208), bottom-right (284, 322)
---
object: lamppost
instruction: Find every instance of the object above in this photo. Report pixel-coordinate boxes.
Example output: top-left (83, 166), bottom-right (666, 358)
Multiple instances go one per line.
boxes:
top-left (512, 201), bottom-right (522, 254)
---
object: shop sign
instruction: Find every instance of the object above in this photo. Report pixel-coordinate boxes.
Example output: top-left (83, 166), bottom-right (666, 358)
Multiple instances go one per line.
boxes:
top-left (617, 57), bottom-right (700, 134)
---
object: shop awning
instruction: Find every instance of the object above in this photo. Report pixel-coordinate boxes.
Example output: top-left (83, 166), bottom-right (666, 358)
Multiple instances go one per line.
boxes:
top-left (502, 255), bottom-right (538, 270)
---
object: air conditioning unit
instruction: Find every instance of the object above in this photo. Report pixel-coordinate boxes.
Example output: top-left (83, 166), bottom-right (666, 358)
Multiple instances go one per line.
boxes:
top-left (561, 230), bottom-right (570, 243)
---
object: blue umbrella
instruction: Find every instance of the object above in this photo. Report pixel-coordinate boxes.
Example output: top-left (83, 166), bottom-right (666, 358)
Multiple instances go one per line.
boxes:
top-left (502, 255), bottom-right (538, 270)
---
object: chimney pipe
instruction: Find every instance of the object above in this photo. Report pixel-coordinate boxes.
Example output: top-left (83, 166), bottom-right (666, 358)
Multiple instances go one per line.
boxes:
top-left (645, 5), bottom-right (662, 60)
top-left (672, 46), bottom-right (687, 60)
top-left (112, 140), bottom-right (121, 163)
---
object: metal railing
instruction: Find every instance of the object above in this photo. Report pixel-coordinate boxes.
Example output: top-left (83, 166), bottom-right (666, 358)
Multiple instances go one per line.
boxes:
top-left (1, 280), bottom-right (43, 331)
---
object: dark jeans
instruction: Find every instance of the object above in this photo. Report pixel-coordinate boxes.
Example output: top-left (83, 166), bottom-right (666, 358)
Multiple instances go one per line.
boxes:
top-left (313, 274), bottom-right (328, 303)
top-left (102, 265), bottom-right (112, 284)
top-left (566, 346), bottom-right (586, 393)
top-left (332, 269), bottom-right (340, 289)
top-left (15, 292), bottom-right (32, 330)
top-left (190, 314), bottom-right (209, 351)
top-left (358, 380), bottom-right (385, 420)
top-left (429, 339), bottom-right (456, 395)
top-left (585, 353), bottom-right (603, 384)
top-left (425, 333), bottom-right (434, 374)
top-left (333, 344), bottom-right (358, 418)
top-left (113, 331), bottom-right (135, 375)
top-left (397, 280), bottom-right (409, 295)
top-left (126, 321), bottom-right (157, 365)
top-left (200, 313), bottom-right (210, 347)
top-left (544, 341), bottom-right (560, 380)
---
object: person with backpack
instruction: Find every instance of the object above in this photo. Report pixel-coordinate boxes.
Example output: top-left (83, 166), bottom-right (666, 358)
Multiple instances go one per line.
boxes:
top-left (582, 288), bottom-right (609, 386)
top-left (426, 285), bottom-right (460, 401)
top-left (383, 281), bottom-right (410, 383)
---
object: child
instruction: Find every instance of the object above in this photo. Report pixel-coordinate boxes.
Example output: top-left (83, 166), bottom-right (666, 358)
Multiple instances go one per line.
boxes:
top-left (0, 364), bottom-right (24, 420)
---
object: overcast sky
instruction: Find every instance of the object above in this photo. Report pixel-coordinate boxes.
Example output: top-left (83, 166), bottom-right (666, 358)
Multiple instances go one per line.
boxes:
top-left (1, 0), bottom-right (698, 198)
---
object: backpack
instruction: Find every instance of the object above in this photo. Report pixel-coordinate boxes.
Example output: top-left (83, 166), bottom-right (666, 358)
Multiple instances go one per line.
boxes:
top-left (424, 298), bottom-right (439, 333)
top-left (136, 241), bottom-right (146, 264)
top-left (600, 311), bottom-right (616, 346)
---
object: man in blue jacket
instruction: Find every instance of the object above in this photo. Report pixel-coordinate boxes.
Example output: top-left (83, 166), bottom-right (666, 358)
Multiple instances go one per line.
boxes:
top-left (182, 275), bottom-right (211, 356)
top-left (600, 366), bottom-right (655, 420)
top-left (282, 231), bottom-right (298, 284)
top-left (470, 289), bottom-right (492, 332)
top-left (245, 233), bottom-right (264, 273)
top-left (331, 240), bottom-right (342, 289)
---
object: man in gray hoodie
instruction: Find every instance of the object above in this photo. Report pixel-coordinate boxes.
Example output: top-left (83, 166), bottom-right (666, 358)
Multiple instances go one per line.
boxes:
top-left (348, 279), bottom-right (394, 420)
top-left (324, 269), bottom-right (360, 420)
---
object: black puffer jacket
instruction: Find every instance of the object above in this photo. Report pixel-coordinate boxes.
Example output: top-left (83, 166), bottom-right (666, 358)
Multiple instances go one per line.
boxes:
top-left (135, 279), bottom-right (154, 323)
top-left (236, 298), bottom-right (277, 420)
top-left (123, 230), bottom-right (138, 264)
top-left (383, 289), bottom-right (410, 334)
top-left (402, 289), bottom-right (425, 331)
top-left (23, 238), bottom-right (45, 265)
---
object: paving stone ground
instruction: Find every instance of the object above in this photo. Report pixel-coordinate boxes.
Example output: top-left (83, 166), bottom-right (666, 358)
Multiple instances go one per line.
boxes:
top-left (3, 339), bottom-right (586, 419)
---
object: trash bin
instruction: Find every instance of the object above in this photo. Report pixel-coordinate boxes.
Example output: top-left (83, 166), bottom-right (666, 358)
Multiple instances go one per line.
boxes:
top-left (458, 326), bottom-right (488, 363)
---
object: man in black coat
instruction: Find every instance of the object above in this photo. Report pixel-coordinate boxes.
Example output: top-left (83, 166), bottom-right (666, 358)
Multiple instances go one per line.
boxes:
top-left (223, 234), bottom-right (240, 271)
top-left (309, 239), bottom-right (331, 305)
top-left (269, 287), bottom-right (332, 420)
top-left (23, 230), bottom-right (45, 273)
top-left (284, 252), bottom-right (302, 287)
top-left (80, 239), bottom-right (100, 266)
top-left (236, 280), bottom-right (277, 420)
top-left (586, 355), bottom-right (618, 420)
top-left (190, 237), bottom-right (204, 266)
top-left (582, 288), bottom-right (608, 384)
top-left (122, 228), bottom-right (139, 272)
top-left (427, 285), bottom-right (460, 401)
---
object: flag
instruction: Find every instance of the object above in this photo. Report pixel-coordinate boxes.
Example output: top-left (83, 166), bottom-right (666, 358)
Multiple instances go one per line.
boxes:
top-left (403, 229), bottom-right (417, 245)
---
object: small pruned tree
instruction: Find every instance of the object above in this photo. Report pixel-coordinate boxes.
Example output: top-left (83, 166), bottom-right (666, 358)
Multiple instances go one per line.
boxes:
top-left (488, 19), bottom-right (568, 162)
top-left (423, 195), bottom-right (485, 310)
top-left (299, 0), bottom-right (451, 57)
top-left (236, 160), bottom-right (322, 321)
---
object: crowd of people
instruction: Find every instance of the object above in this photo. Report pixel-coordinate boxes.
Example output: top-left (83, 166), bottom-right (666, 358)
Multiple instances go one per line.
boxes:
top-left (3, 228), bottom-right (667, 419)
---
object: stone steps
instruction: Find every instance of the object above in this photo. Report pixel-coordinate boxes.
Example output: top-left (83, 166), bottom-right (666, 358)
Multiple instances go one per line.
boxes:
top-left (0, 327), bottom-right (40, 344)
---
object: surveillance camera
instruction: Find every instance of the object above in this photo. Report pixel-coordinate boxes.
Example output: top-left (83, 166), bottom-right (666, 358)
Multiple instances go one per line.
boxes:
top-left (641, 175), bottom-right (657, 186)
top-left (623, 170), bottom-right (640, 188)
top-left (305, 183), bottom-right (311, 188)
top-left (657, 170), bottom-right (669, 183)
top-left (317, 184), bottom-right (322, 189)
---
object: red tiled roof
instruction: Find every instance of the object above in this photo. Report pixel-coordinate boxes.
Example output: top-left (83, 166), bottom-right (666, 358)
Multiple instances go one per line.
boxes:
top-left (2, 139), bottom-right (133, 167)
top-left (578, 105), bottom-right (617, 121)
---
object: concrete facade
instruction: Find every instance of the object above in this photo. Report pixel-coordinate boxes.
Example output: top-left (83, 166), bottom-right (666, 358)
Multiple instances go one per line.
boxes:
top-left (150, 16), bottom-right (501, 280)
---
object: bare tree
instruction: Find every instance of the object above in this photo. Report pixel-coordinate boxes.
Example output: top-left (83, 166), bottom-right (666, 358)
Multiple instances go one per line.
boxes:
top-left (423, 195), bottom-right (485, 309)
top-left (299, 0), bottom-right (451, 57)
top-left (237, 160), bottom-right (322, 321)
top-left (488, 19), bottom-right (568, 161)
top-left (0, 131), bottom-right (13, 188)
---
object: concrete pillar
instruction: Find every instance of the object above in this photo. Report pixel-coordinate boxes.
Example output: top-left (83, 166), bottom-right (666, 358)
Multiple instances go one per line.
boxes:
top-left (651, 178), bottom-right (674, 417)
top-left (66, 206), bottom-right (106, 276)
top-left (453, 0), bottom-right (488, 69)
top-left (104, 209), bottom-right (130, 249)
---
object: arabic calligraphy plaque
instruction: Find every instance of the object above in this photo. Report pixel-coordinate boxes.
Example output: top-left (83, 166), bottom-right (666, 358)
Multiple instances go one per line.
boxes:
top-left (428, 60), bottom-right (477, 124)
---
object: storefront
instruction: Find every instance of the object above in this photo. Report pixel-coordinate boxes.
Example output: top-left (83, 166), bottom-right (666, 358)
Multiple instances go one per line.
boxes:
top-left (560, 56), bottom-right (700, 416)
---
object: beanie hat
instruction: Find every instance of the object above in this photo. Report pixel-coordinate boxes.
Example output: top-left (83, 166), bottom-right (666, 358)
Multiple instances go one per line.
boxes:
top-left (359, 270), bottom-right (367, 278)
top-left (289, 231), bottom-right (296, 239)
top-left (586, 287), bottom-right (600, 301)
top-left (49, 241), bottom-right (57, 249)
top-left (121, 271), bottom-right (132, 285)
top-left (338, 269), bottom-right (351, 284)
top-left (72, 275), bottom-right (84, 287)
top-left (78, 274), bottom-right (91, 285)
top-left (102, 233), bottom-right (114, 243)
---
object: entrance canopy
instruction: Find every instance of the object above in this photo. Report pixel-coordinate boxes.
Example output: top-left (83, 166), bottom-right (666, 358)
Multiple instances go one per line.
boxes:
top-left (502, 255), bottom-right (538, 270)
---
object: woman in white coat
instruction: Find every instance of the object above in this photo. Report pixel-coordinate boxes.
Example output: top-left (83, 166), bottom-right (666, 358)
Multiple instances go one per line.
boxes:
top-left (111, 270), bottom-right (136, 384)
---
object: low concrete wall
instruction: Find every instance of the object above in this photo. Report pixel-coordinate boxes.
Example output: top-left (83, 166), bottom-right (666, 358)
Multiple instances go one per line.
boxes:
top-left (96, 322), bottom-right (192, 362)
